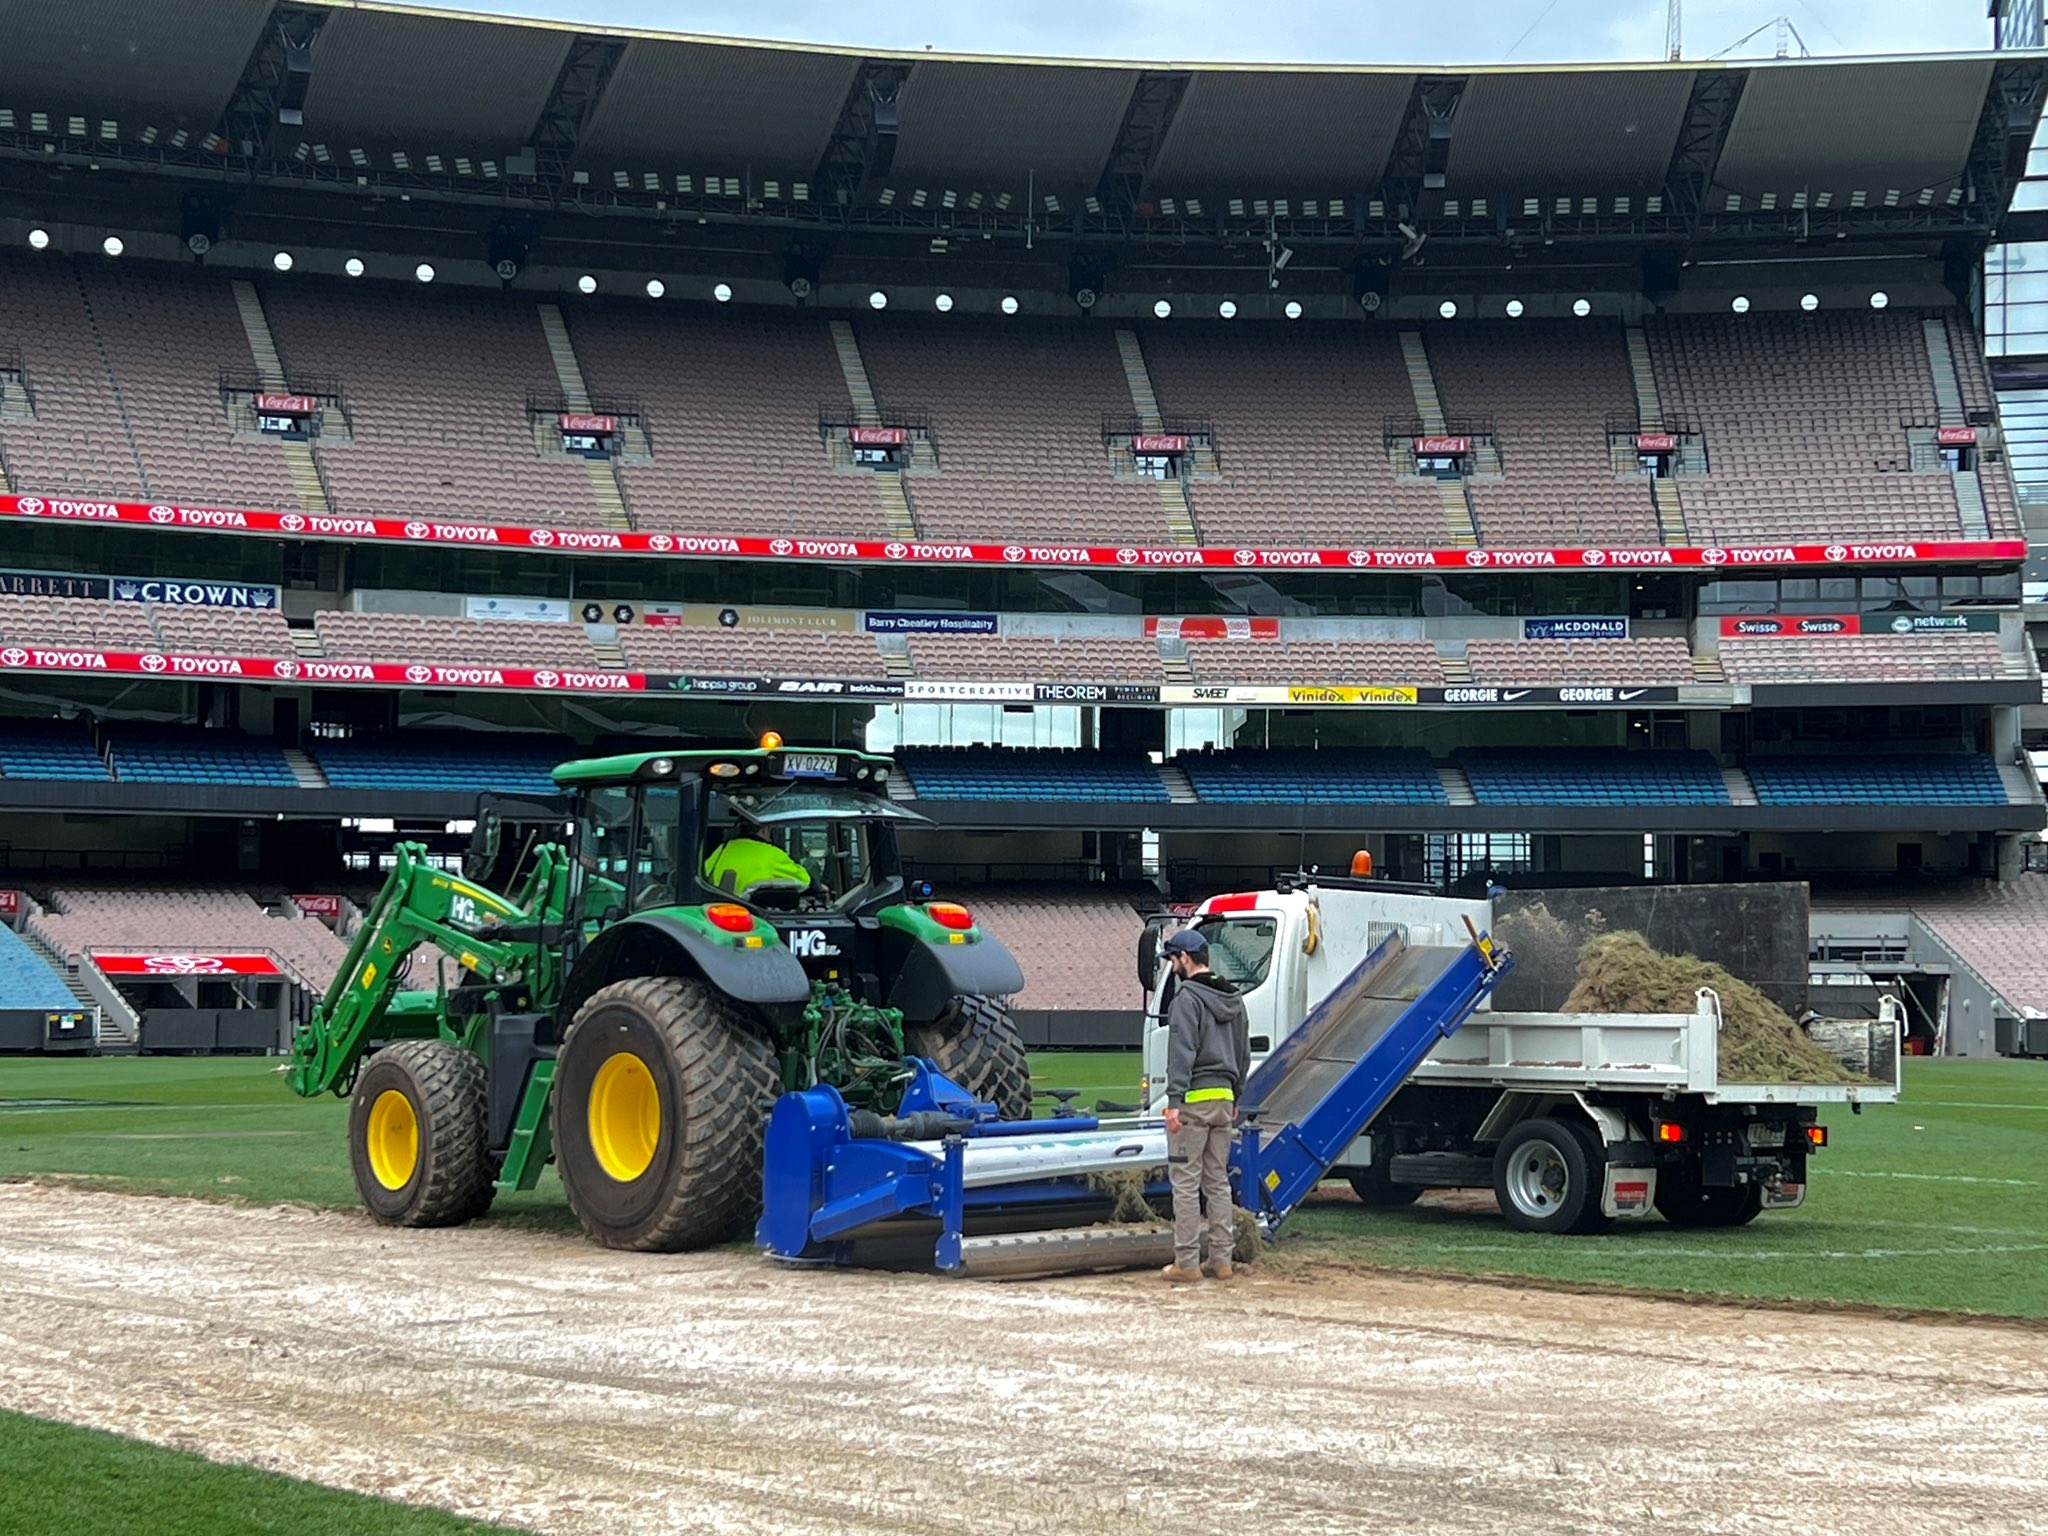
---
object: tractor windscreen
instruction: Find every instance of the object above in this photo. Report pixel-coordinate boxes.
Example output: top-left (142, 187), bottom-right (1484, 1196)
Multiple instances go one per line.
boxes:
top-left (702, 786), bottom-right (918, 912)
top-left (582, 784), bottom-right (682, 912)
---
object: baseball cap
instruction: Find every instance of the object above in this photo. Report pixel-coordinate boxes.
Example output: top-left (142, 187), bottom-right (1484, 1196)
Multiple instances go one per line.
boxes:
top-left (1161, 927), bottom-right (1209, 956)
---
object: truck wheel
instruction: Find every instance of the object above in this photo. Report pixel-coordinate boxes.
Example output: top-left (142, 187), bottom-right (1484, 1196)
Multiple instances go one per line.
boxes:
top-left (906, 995), bottom-right (1032, 1119)
top-left (348, 1039), bottom-right (497, 1227)
top-left (1655, 1170), bottom-right (1765, 1228)
top-left (553, 976), bottom-right (779, 1252)
top-left (1346, 1134), bottom-right (1422, 1207)
top-left (1493, 1118), bottom-right (1612, 1236)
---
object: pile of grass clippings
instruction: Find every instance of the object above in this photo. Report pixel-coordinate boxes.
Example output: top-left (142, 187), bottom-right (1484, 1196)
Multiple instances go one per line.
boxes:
top-left (1562, 930), bottom-right (1873, 1085)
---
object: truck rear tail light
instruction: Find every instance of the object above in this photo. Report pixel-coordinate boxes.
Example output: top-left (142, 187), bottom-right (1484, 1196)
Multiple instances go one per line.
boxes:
top-left (705, 903), bottom-right (754, 934)
top-left (1655, 1121), bottom-right (1685, 1144)
top-left (1805, 1125), bottom-right (1828, 1148)
top-left (927, 902), bottom-right (974, 930)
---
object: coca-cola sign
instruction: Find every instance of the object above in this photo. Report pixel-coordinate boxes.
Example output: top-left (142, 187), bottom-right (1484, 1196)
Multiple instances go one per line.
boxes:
top-left (559, 413), bottom-right (618, 434)
top-left (0, 889), bottom-right (17, 917)
top-left (1413, 436), bottom-right (1471, 456)
top-left (1936, 426), bottom-right (1978, 447)
top-left (1635, 432), bottom-right (1678, 453)
top-left (253, 393), bottom-right (318, 415)
top-left (291, 894), bottom-right (342, 919)
top-left (1131, 434), bottom-right (1188, 454)
top-left (848, 426), bottom-right (908, 447)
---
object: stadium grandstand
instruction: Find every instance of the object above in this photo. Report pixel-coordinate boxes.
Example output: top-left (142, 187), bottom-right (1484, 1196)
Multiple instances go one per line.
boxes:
top-left (0, 0), bottom-right (2046, 1059)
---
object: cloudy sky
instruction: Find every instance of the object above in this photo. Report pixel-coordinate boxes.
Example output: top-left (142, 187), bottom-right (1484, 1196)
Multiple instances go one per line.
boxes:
top-left (408, 0), bottom-right (2004, 64)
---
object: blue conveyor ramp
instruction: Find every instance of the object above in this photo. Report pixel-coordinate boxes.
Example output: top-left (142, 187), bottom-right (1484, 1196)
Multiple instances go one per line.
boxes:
top-left (756, 926), bottom-right (1509, 1278)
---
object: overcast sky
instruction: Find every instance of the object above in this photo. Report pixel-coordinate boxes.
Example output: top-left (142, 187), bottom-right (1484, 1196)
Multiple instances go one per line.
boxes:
top-left (408, 0), bottom-right (2003, 64)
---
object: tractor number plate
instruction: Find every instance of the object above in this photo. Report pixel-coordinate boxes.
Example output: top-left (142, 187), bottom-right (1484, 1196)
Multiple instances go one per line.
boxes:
top-left (781, 753), bottom-right (838, 778)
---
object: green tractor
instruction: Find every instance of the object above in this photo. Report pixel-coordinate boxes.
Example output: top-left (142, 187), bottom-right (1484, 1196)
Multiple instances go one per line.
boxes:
top-left (289, 741), bottom-right (1030, 1250)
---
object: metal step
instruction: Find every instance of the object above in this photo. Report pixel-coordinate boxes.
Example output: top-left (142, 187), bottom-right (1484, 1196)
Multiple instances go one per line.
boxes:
top-left (874, 469), bottom-right (919, 538)
top-left (1651, 476), bottom-right (1688, 544)
top-left (1160, 644), bottom-right (1195, 684)
top-left (1158, 763), bottom-right (1199, 804)
top-left (829, 320), bottom-right (880, 424)
top-left (1722, 765), bottom-right (1758, 806)
top-left (288, 626), bottom-right (326, 658)
top-left (1951, 467), bottom-right (1991, 540)
top-left (1437, 477), bottom-right (1479, 546)
top-left (1398, 331), bottom-right (1447, 433)
top-left (1998, 762), bottom-right (2044, 805)
top-left (1438, 649), bottom-right (1471, 684)
top-left (879, 644), bottom-right (915, 680)
top-left (954, 1224), bottom-right (1175, 1280)
top-left (583, 457), bottom-right (634, 531)
top-left (1113, 329), bottom-right (1164, 431)
top-left (1691, 651), bottom-right (1726, 684)
top-left (1923, 316), bottom-right (1965, 424)
top-left (230, 279), bottom-right (289, 389)
top-left (1158, 478), bottom-right (1200, 544)
top-left (279, 747), bottom-right (328, 790)
top-left (1438, 765), bottom-right (1475, 806)
top-left (588, 631), bottom-right (626, 668)
top-left (1624, 324), bottom-right (1663, 430)
top-left (1388, 1150), bottom-right (1494, 1188)
top-left (537, 304), bottom-right (591, 411)
top-left (21, 927), bottom-right (130, 1051)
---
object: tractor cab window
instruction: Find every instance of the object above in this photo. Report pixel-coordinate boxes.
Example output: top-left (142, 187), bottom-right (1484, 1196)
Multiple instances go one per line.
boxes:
top-left (702, 785), bottom-right (917, 912)
top-left (580, 785), bottom-right (681, 913)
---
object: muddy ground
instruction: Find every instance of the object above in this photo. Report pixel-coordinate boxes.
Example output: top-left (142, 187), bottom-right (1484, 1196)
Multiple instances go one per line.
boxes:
top-left (2, 1181), bottom-right (2045, 1536)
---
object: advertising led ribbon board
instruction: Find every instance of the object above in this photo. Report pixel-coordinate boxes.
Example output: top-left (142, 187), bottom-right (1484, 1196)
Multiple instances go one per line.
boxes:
top-left (0, 495), bottom-right (2022, 574)
top-left (93, 953), bottom-right (283, 976)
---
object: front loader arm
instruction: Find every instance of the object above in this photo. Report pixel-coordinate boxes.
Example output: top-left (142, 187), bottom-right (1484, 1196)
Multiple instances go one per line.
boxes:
top-left (287, 841), bottom-right (558, 1098)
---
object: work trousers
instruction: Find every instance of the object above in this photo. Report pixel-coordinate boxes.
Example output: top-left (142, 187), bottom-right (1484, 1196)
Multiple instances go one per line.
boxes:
top-left (1169, 1099), bottom-right (1236, 1270)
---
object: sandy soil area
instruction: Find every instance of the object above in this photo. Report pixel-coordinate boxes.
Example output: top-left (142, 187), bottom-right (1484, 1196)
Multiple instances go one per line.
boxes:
top-left (2, 1180), bottom-right (2045, 1536)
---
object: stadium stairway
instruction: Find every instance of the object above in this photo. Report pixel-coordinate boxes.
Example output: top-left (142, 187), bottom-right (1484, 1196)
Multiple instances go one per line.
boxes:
top-left (1722, 765), bottom-right (1759, 806)
top-left (288, 626), bottom-right (326, 659)
top-left (1998, 762), bottom-right (2044, 806)
top-left (539, 304), bottom-right (635, 531)
top-left (1158, 763), bottom-right (1199, 804)
top-left (231, 279), bottom-right (331, 515)
top-left (1438, 765), bottom-right (1477, 806)
top-left (1624, 324), bottom-right (1689, 544)
top-left (827, 320), bottom-right (919, 537)
top-left (1692, 650), bottom-right (1726, 683)
top-left (280, 747), bottom-right (329, 790)
top-left (17, 924), bottom-right (131, 1050)
top-left (1113, 329), bottom-right (1200, 544)
top-left (1399, 331), bottom-right (1481, 546)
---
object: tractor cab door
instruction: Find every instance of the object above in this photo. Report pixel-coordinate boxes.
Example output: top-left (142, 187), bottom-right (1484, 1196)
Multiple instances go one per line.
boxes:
top-left (572, 781), bottom-right (691, 931)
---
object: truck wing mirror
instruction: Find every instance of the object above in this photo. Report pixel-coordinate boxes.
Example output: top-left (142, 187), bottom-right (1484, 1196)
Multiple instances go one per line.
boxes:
top-left (1137, 918), bottom-right (1165, 993)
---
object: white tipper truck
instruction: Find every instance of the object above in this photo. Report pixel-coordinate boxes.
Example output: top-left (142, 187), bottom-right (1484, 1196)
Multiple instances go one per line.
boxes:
top-left (1141, 872), bottom-right (1901, 1234)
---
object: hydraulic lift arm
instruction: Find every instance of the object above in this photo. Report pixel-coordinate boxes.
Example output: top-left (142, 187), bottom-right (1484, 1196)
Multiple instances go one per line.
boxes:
top-left (287, 840), bottom-right (569, 1098)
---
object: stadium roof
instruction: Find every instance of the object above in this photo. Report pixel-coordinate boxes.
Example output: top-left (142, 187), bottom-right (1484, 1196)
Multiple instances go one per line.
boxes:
top-left (0, 0), bottom-right (2042, 253)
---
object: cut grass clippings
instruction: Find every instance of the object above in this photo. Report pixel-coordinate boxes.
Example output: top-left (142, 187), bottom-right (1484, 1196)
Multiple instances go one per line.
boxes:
top-left (0, 1409), bottom-right (514, 1536)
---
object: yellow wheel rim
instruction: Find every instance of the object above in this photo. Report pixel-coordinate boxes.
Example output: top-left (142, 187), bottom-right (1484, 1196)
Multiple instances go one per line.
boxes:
top-left (589, 1050), bottom-right (661, 1183)
top-left (365, 1089), bottom-right (420, 1191)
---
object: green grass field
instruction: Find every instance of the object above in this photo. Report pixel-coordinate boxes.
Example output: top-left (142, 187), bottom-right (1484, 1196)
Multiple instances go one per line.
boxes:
top-left (0, 1409), bottom-right (510, 1536)
top-left (3, 1050), bottom-right (2045, 1317)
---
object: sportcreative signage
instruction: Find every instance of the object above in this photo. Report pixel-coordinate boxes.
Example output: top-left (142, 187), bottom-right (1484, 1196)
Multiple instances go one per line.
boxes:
top-left (93, 952), bottom-right (283, 976)
top-left (0, 493), bottom-right (2020, 574)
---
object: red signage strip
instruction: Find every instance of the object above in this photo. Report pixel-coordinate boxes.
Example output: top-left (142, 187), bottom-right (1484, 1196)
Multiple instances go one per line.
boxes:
top-left (0, 494), bottom-right (2023, 574)
top-left (1414, 435), bottom-right (1471, 455)
top-left (291, 894), bottom-right (342, 918)
top-left (559, 413), bottom-right (618, 434)
top-left (93, 952), bottom-right (282, 976)
top-left (0, 644), bottom-right (650, 693)
top-left (1131, 433), bottom-right (1188, 454)
top-left (0, 889), bottom-right (17, 917)
top-left (1720, 614), bottom-right (1860, 637)
top-left (254, 393), bottom-right (318, 415)
top-left (1936, 426), bottom-right (1979, 446)
top-left (848, 426), bottom-right (908, 446)
top-left (1635, 432), bottom-right (1678, 452)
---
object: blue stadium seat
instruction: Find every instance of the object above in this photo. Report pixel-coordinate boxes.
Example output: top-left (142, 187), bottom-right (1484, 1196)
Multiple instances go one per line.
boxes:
top-left (1456, 748), bottom-right (1728, 806)
top-left (106, 726), bottom-right (297, 787)
top-left (897, 747), bottom-right (1168, 803)
top-left (1178, 747), bottom-right (1448, 805)
top-left (310, 732), bottom-right (570, 794)
top-left (1747, 754), bottom-right (2007, 806)
top-left (0, 924), bottom-right (79, 1010)
top-left (0, 719), bottom-right (108, 781)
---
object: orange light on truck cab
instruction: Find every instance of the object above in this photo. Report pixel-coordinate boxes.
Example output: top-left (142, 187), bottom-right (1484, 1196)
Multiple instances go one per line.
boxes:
top-left (1655, 1121), bottom-right (1685, 1143)
top-left (1350, 850), bottom-right (1374, 877)
top-left (705, 903), bottom-right (755, 934)
top-left (1805, 1125), bottom-right (1827, 1148)
top-left (927, 902), bottom-right (975, 931)
top-left (758, 730), bottom-right (783, 752)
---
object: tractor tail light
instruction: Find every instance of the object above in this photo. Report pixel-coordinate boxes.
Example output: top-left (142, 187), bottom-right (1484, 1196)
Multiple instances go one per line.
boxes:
top-left (928, 902), bottom-right (975, 931)
top-left (1655, 1121), bottom-right (1686, 1144)
top-left (705, 903), bottom-right (754, 934)
top-left (1805, 1125), bottom-right (1828, 1148)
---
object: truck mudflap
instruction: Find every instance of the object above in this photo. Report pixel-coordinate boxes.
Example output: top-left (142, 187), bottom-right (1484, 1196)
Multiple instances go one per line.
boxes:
top-left (1603, 1165), bottom-right (1658, 1219)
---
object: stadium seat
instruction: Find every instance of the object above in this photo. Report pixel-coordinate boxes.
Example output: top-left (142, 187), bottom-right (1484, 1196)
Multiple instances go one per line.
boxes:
top-left (1456, 748), bottom-right (1728, 806)
top-left (897, 747), bottom-right (1168, 802)
top-left (1178, 747), bottom-right (1448, 805)
top-left (0, 720), bottom-right (108, 781)
top-left (308, 732), bottom-right (571, 794)
top-left (1747, 754), bottom-right (2007, 806)
top-left (105, 726), bottom-right (297, 787)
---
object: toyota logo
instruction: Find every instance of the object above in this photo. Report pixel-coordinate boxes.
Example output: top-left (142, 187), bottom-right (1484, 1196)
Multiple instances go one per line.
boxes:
top-left (403, 521), bottom-right (430, 539)
top-left (140, 653), bottom-right (168, 672)
top-left (405, 665), bottom-right (432, 683)
top-left (1702, 547), bottom-right (1728, 565)
top-left (1346, 550), bottom-right (1371, 567)
top-left (529, 529), bottom-right (555, 547)
top-left (1232, 549), bottom-right (1257, 566)
top-left (280, 513), bottom-right (305, 532)
top-left (1583, 549), bottom-right (1607, 566)
top-left (1002, 545), bottom-right (1025, 563)
top-left (273, 660), bottom-right (300, 679)
top-left (1115, 548), bottom-right (1139, 565)
top-left (142, 954), bottom-right (226, 974)
top-left (1824, 543), bottom-right (1849, 563)
top-left (884, 542), bottom-right (908, 559)
top-left (770, 538), bottom-right (793, 556)
top-left (148, 505), bottom-right (176, 523)
top-left (1464, 549), bottom-right (1491, 567)
top-left (17, 497), bottom-right (44, 515)
top-left (1, 647), bottom-right (27, 667)
top-left (648, 534), bottom-right (673, 551)
top-left (533, 670), bottom-right (560, 689)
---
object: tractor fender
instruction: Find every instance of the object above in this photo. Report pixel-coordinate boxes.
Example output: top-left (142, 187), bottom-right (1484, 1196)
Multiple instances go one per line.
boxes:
top-left (560, 912), bottom-right (811, 1023)
top-left (880, 925), bottom-right (1026, 1024)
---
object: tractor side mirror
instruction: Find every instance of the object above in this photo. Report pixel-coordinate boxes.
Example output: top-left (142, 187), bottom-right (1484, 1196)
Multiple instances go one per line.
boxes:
top-left (462, 809), bottom-right (503, 884)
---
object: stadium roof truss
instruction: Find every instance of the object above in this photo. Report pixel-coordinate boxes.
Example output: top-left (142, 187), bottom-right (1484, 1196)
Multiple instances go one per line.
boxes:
top-left (0, 0), bottom-right (2042, 255)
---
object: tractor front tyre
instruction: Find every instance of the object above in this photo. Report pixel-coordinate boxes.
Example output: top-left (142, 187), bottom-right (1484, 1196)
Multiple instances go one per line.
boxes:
top-left (552, 976), bottom-right (779, 1252)
top-left (347, 1039), bottom-right (497, 1227)
top-left (906, 994), bottom-right (1032, 1119)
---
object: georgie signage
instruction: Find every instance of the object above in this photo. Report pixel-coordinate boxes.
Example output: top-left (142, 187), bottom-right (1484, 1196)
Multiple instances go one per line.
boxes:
top-left (93, 952), bottom-right (282, 976)
top-left (559, 413), bottom-right (618, 434)
top-left (253, 393), bottom-right (318, 415)
top-left (1413, 436), bottom-right (1471, 456)
top-left (848, 426), bottom-right (908, 446)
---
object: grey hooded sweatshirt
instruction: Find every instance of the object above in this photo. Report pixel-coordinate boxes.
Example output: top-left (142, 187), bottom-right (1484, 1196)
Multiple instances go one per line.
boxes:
top-left (1165, 970), bottom-right (1251, 1106)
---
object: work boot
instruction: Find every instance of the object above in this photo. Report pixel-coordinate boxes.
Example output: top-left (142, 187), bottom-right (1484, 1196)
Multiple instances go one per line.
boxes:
top-left (1158, 1263), bottom-right (1203, 1284)
top-left (1203, 1262), bottom-right (1235, 1282)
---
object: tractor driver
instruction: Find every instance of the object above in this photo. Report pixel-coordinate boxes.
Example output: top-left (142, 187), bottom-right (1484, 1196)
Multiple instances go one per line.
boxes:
top-left (704, 833), bottom-right (813, 907)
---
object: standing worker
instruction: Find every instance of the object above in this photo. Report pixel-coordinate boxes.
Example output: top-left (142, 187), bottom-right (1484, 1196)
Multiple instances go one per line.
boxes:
top-left (1158, 928), bottom-right (1250, 1283)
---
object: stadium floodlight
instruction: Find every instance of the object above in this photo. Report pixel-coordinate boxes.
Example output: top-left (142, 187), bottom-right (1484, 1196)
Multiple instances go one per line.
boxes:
top-left (101, 235), bottom-right (123, 257)
top-left (272, 251), bottom-right (293, 272)
top-left (577, 274), bottom-right (598, 294)
top-left (414, 263), bottom-right (435, 283)
top-left (645, 279), bottom-right (665, 299)
top-left (1572, 298), bottom-right (1591, 317)
top-left (1000, 295), bottom-right (1019, 315)
top-left (1505, 299), bottom-right (1525, 318)
top-left (1730, 295), bottom-right (1750, 313)
top-left (1800, 292), bottom-right (1819, 312)
top-left (344, 257), bottom-right (365, 278)
top-left (1218, 300), bottom-right (1237, 319)
top-left (1438, 300), bottom-right (1457, 319)
top-left (1869, 291), bottom-right (1889, 309)
top-left (713, 282), bottom-right (733, 302)
top-left (1154, 299), bottom-right (1172, 319)
top-left (869, 290), bottom-right (888, 310)
top-left (26, 228), bottom-right (49, 250)
top-left (935, 293), bottom-right (954, 312)
top-left (1284, 300), bottom-right (1303, 320)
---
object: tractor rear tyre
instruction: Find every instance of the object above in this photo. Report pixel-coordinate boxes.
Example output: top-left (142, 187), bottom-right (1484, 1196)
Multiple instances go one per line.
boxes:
top-left (1654, 1168), bottom-right (1765, 1228)
top-left (552, 976), bottom-right (779, 1251)
top-left (906, 994), bottom-right (1032, 1119)
top-left (1346, 1133), bottom-right (1423, 1208)
top-left (347, 1039), bottom-right (497, 1227)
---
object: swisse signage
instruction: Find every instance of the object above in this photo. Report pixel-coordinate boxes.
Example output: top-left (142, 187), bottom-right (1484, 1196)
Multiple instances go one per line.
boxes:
top-left (1131, 434), bottom-right (1188, 454)
top-left (1414, 436), bottom-right (1471, 456)
top-left (559, 413), bottom-right (618, 434)
top-left (1720, 614), bottom-right (1860, 637)
top-left (254, 393), bottom-right (318, 416)
top-left (0, 493), bottom-right (2025, 573)
top-left (848, 426), bottom-right (908, 447)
